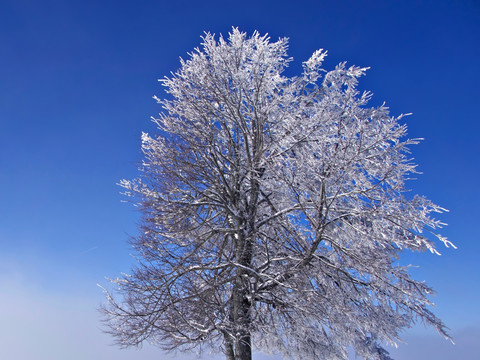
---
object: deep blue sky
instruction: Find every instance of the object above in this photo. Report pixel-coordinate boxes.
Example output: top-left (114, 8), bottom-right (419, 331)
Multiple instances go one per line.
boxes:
top-left (1, 0), bottom-right (479, 359)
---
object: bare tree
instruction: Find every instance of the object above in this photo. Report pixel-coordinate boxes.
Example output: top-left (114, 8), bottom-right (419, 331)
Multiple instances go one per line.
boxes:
top-left (101, 29), bottom-right (454, 360)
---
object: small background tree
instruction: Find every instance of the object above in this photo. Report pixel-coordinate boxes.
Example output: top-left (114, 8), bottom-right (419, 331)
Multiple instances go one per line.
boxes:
top-left (101, 29), bottom-right (454, 360)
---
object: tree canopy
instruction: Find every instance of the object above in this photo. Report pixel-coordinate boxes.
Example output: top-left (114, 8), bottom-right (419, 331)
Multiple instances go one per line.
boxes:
top-left (102, 29), bottom-right (454, 360)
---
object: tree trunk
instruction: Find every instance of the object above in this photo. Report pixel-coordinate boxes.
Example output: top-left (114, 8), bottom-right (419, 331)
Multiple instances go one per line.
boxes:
top-left (230, 264), bottom-right (252, 360)
top-left (230, 225), bottom-right (253, 360)
top-left (224, 332), bottom-right (235, 360)
top-left (227, 138), bottom-right (259, 360)
top-left (235, 332), bottom-right (251, 360)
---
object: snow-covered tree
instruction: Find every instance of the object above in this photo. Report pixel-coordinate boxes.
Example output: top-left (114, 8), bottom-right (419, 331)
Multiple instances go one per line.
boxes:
top-left (102, 29), bottom-right (454, 360)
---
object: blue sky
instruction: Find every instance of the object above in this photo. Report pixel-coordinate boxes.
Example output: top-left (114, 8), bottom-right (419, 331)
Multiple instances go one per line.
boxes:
top-left (0, 0), bottom-right (479, 359)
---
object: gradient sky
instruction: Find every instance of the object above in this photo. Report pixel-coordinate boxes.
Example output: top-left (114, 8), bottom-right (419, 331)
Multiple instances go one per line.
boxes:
top-left (1, 0), bottom-right (479, 359)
